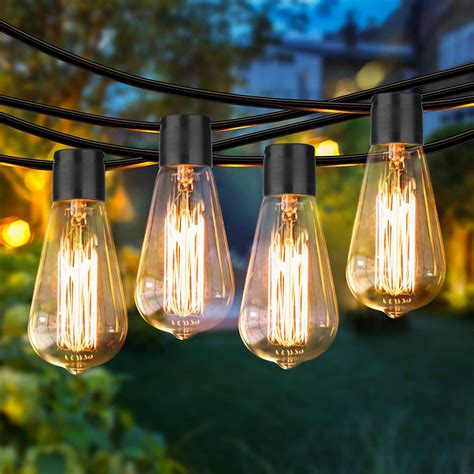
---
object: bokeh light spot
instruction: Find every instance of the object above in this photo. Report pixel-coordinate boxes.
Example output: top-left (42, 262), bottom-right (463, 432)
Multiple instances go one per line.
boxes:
top-left (356, 61), bottom-right (386, 90)
top-left (24, 170), bottom-right (47, 192)
top-left (316, 139), bottom-right (340, 156)
top-left (2, 220), bottom-right (32, 248)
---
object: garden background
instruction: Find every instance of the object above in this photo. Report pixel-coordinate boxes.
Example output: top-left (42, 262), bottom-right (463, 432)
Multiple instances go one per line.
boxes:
top-left (0, 1), bottom-right (473, 473)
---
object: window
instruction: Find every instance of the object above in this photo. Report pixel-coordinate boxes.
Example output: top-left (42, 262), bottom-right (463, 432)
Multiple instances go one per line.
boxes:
top-left (439, 22), bottom-right (474, 68)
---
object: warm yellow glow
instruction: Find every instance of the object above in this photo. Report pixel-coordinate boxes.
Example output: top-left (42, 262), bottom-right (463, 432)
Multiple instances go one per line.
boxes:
top-left (333, 78), bottom-right (357, 97)
top-left (2, 220), bottom-right (31, 248)
top-left (57, 201), bottom-right (99, 352)
top-left (24, 170), bottom-right (48, 192)
top-left (267, 196), bottom-right (309, 347)
top-left (356, 61), bottom-right (386, 90)
top-left (375, 144), bottom-right (416, 296)
top-left (108, 180), bottom-right (135, 222)
top-left (316, 139), bottom-right (340, 156)
top-left (438, 102), bottom-right (474, 111)
top-left (163, 166), bottom-right (205, 316)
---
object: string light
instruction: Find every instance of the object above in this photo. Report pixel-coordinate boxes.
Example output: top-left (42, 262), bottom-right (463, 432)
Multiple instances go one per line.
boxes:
top-left (347, 93), bottom-right (446, 318)
top-left (0, 20), bottom-right (471, 371)
top-left (239, 145), bottom-right (338, 369)
top-left (28, 150), bottom-right (127, 374)
top-left (135, 115), bottom-right (234, 341)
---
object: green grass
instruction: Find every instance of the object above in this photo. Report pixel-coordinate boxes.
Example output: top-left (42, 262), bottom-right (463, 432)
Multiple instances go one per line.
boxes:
top-left (110, 313), bottom-right (474, 474)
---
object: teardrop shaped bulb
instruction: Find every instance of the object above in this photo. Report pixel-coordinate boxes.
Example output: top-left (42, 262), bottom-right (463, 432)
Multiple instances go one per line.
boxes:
top-left (347, 143), bottom-right (446, 317)
top-left (135, 165), bottom-right (234, 340)
top-left (29, 200), bottom-right (128, 374)
top-left (239, 195), bottom-right (339, 369)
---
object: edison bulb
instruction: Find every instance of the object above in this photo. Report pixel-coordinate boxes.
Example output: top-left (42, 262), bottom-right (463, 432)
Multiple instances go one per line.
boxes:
top-left (29, 150), bottom-right (127, 374)
top-left (135, 115), bottom-right (234, 340)
top-left (239, 144), bottom-right (338, 369)
top-left (347, 93), bottom-right (446, 318)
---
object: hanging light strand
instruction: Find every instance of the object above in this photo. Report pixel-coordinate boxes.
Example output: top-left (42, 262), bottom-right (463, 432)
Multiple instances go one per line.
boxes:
top-left (0, 20), bottom-right (472, 111)
top-left (0, 128), bottom-right (472, 171)
top-left (0, 20), bottom-right (472, 170)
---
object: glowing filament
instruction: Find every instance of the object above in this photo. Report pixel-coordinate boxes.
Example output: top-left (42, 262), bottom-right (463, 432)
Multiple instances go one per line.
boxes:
top-left (164, 166), bottom-right (205, 316)
top-left (267, 196), bottom-right (309, 347)
top-left (57, 203), bottom-right (99, 352)
top-left (375, 147), bottom-right (416, 296)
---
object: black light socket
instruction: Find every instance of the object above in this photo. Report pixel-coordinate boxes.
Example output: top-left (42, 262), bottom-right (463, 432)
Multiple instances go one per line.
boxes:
top-left (53, 149), bottom-right (105, 202)
top-left (264, 144), bottom-right (316, 196)
top-left (371, 92), bottom-right (423, 145)
top-left (159, 114), bottom-right (212, 167)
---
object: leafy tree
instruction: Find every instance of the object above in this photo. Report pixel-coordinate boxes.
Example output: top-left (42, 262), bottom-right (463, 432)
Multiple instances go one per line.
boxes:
top-left (0, 0), bottom-right (276, 122)
top-left (0, 0), bottom-right (295, 233)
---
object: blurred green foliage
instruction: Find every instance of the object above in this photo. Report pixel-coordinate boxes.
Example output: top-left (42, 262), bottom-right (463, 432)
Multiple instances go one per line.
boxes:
top-left (428, 122), bottom-right (474, 222)
top-left (0, 246), bottom-right (185, 474)
top-left (428, 123), bottom-right (474, 309)
top-left (0, 0), bottom-right (303, 157)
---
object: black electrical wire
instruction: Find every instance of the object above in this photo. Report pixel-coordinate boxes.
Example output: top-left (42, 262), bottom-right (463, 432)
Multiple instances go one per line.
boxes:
top-left (0, 93), bottom-right (471, 160)
top-left (210, 128), bottom-right (474, 167)
top-left (0, 22), bottom-right (370, 114)
top-left (0, 85), bottom-right (471, 170)
top-left (213, 114), bottom-right (356, 151)
top-left (1, 20), bottom-right (474, 112)
top-left (0, 112), bottom-right (156, 158)
top-left (422, 96), bottom-right (474, 110)
top-left (222, 71), bottom-right (474, 128)
top-left (0, 83), bottom-right (472, 134)
top-left (0, 129), bottom-right (472, 171)
top-left (0, 91), bottom-right (472, 159)
top-left (0, 21), bottom-right (472, 172)
top-left (220, 129), bottom-right (474, 167)
top-left (235, 76), bottom-right (474, 142)
top-left (1, 19), bottom-right (473, 145)
top-left (213, 93), bottom-right (474, 150)
top-left (0, 19), bottom-right (472, 130)
top-left (0, 95), bottom-right (310, 132)
top-left (421, 82), bottom-right (474, 100)
top-left (0, 95), bottom-right (161, 132)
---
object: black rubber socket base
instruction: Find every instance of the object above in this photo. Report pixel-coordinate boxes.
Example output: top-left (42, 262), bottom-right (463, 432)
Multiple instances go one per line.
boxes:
top-left (264, 144), bottom-right (316, 196)
top-left (160, 114), bottom-right (212, 167)
top-left (53, 149), bottom-right (105, 202)
top-left (371, 92), bottom-right (423, 145)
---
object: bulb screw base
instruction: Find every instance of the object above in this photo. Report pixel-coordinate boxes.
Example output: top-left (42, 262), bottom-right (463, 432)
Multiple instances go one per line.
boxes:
top-left (160, 114), bottom-right (212, 167)
top-left (264, 144), bottom-right (316, 196)
top-left (371, 92), bottom-right (423, 145)
top-left (53, 149), bottom-right (105, 202)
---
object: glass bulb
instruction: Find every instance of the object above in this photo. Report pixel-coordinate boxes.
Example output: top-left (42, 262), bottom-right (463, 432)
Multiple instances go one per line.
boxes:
top-left (29, 200), bottom-right (128, 374)
top-left (239, 194), bottom-right (338, 369)
top-left (347, 143), bottom-right (446, 318)
top-left (135, 164), bottom-right (234, 340)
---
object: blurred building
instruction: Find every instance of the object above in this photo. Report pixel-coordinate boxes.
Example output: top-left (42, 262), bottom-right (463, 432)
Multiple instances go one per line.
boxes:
top-left (237, 0), bottom-right (473, 132)
top-left (236, 1), bottom-right (474, 309)
top-left (374, 0), bottom-right (474, 132)
top-left (237, 46), bottom-right (322, 100)
top-left (236, 11), bottom-right (414, 101)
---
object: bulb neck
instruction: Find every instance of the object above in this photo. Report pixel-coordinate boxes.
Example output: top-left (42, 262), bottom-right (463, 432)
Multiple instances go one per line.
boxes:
top-left (371, 92), bottom-right (423, 146)
top-left (53, 149), bottom-right (105, 202)
top-left (264, 144), bottom-right (316, 197)
top-left (160, 114), bottom-right (212, 167)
